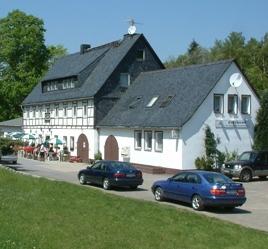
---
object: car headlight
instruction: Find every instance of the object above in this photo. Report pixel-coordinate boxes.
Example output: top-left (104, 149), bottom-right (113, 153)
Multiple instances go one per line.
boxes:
top-left (234, 164), bottom-right (241, 170)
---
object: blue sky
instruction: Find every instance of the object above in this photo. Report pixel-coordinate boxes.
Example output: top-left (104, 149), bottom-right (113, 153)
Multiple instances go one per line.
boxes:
top-left (1, 0), bottom-right (268, 61)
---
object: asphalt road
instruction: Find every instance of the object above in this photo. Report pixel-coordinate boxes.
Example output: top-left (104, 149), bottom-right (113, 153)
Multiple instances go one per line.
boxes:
top-left (2, 157), bottom-right (268, 233)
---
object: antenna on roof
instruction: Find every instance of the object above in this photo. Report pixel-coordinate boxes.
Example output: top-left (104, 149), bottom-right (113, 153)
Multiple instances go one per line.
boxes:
top-left (126, 18), bottom-right (142, 35)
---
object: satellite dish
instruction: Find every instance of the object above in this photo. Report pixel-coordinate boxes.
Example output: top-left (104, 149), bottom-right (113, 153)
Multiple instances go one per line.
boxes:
top-left (229, 73), bottom-right (243, 88)
top-left (128, 25), bottom-right (136, 35)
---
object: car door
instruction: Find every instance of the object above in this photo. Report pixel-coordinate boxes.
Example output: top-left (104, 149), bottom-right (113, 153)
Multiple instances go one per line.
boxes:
top-left (88, 162), bottom-right (105, 184)
top-left (254, 153), bottom-right (266, 176)
top-left (182, 173), bottom-right (202, 203)
top-left (165, 172), bottom-right (188, 201)
top-left (262, 152), bottom-right (268, 176)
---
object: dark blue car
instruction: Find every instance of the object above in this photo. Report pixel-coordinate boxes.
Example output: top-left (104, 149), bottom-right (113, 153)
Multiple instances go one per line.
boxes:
top-left (151, 170), bottom-right (246, 211)
top-left (78, 160), bottom-right (143, 190)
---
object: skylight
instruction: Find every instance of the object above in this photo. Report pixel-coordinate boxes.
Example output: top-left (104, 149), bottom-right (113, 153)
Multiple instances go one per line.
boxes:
top-left (146, 96), bottom-right (159, 107)
top-left (159, 95), bottom-right (175, 108)
top-left (129, 96), bottom-right (142, 109)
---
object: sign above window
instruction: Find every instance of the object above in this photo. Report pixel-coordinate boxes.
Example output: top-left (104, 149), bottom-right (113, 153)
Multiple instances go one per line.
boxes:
top-left (215, 119), bottom-right (247, 129)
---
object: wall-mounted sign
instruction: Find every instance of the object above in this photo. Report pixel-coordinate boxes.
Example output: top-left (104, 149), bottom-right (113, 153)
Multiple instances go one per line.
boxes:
top-left (215, 119), bottom-right (247, 129)
top-left (121, 146), bottom-right (130, 157)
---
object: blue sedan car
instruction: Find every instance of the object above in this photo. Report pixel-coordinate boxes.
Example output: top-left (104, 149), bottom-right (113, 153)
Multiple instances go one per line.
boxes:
top-left (78, 160), bottom-right (143, 190)
top-left (151, 170), bottom-right (246, 211)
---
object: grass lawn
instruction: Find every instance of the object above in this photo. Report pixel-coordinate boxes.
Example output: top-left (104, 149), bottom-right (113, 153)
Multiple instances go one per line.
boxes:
top-left (0, 168), bottom-right (267, 249)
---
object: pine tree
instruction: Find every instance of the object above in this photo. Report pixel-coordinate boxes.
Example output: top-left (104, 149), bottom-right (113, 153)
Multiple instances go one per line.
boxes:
top-left (254, 90), bottom-right (268, 150)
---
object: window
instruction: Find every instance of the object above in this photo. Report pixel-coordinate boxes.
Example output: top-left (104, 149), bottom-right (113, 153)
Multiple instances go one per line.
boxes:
top-left (39, 107), bottom-right (42, 118)
top-left (73, 106), bottom-right (77, 116)
top-left (120, 73), bottom-right (130, 87)
top-left (134, 130), bottom-right (142, 150)
top-left (214, 94), bottom-right (224, 114)
top-left (84, 105), bottom-right (87, 116)
top-left (129, 97), bottom-right (142, 109)
top-left (63, 136), bottom-right (67, 146)
top-left (241, 95), bottom-right (251, 114)
top-left (70, 136), bottom-right (74, 151)
top-left (172, 172), bottom-right (187, 182)
top-left (32, 107), bottom-right (36, 118)
top-left (64, 106), bottom-right (67, 117)
top-left (228, 95), bottom-right (238, 114)
top-left (159, 95), bottom-right (174, 108)
top-left (144, 131), bottom-right (152, 151)
top-left (55, 105), bottom-right (59, 117)
top-left (137, 49), bottom-right (145, 61)
top-left (27, 110), bottom-right (29, 118)
top-left (155, 131), bottom-right (163, 152)
top-left (147, 96), bottom-right (159, 107)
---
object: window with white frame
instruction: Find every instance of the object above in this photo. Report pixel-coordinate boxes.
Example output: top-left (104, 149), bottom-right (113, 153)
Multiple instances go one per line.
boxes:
top-left (63, 136), bottom-right (67, 146)
top-left (70, 136), bottom-right (74, 151)
top-left (155, 131), bottom-right (163, 152)
top-left (120, 73), bottom-right (130, 87)
top-left (144, 131), bottom-right (152, 151)
top-left (32, 107), bottom-right (36, 118)
top-left (228, 95), bottom-right (238, 114)
top-left (241, 95), bottom-right (251, 114)
top-left (134, 130), bottom-right (142, 150)
top-left (214, 94), bottom-right (224, 114)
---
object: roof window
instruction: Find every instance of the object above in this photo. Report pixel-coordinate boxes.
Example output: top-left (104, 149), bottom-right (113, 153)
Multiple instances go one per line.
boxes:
top-left (129, 96), bottom-right (142, 109)
top-left (159, 95), bottom-right (175, 108)
top-left (146, 96), bottom-right (159, 107)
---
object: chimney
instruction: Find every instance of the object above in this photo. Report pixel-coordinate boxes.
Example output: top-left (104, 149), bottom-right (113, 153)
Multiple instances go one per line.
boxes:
top-left (80, 44), bottom-right (91, 54)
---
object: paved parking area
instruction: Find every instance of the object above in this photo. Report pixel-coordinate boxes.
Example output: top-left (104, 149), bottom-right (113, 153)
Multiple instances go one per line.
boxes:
top-left (1, 157), bottom-right (268, 232)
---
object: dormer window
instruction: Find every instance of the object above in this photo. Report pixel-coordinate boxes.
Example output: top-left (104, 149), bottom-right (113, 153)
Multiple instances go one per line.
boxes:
top-left (120, 73), bottom-right (130, 87)
top-left (43, 77), bottom-right (77, 93)
top-left (137, 49), bottom-right (145, 61)
top-left (147, 96), bottom-right (159, 107)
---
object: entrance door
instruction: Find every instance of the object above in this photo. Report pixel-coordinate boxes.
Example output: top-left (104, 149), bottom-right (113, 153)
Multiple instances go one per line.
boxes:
top-left (104, 135), bottom-right (119, 160)
top-left (77, 134), bottom-right (89, 163)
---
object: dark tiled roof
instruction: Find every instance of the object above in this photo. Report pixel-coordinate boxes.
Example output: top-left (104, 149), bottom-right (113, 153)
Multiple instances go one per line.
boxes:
top-left (22, 34), bottom-right (142, 105)
top-left (0, 117), bottom-right (23, 127)
top-left (98, 60), bottom-right (233, 128)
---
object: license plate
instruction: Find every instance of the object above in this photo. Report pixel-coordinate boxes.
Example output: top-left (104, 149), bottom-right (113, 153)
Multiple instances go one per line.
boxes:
top-left (126, 173), bottom-right (135, 178)
top-left (227, 190), bottom-right (237, 195)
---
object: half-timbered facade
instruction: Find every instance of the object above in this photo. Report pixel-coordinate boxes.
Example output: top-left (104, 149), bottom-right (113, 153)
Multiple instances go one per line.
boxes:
top-left (22, 34), bottom-right (164, 161)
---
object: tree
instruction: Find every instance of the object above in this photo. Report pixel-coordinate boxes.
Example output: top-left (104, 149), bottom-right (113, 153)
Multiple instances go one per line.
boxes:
top-left (0, 10), bottom-right (67, 122)
top-left (47, 44), bottom-right (68, 67)
top-left (254, 90), bottom-right (268, 150)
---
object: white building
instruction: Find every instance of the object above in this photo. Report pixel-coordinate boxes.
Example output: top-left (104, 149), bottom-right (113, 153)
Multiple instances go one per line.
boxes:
top-left (98, 60), bottom-right (260, 173)
top-left (21, 34), bottom-right (164, 161)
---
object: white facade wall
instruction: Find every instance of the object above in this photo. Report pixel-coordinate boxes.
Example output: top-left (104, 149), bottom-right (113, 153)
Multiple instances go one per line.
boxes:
top-left (23, 99), bottom-right (98, 158)
top-left (99, 128), bottom-right (182, 169)
top-left (181, 63), bottom-right (260, 169)
top-left (99, 63), bottom-right (260, 170)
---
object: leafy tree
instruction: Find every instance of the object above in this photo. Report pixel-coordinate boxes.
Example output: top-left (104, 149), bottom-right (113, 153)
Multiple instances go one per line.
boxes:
top-left (47, 44), bottom-right (68, 67)
top-left (0, 10), bottom-right (67, 122)
top-left (253, 90), bottom-right (268, 150)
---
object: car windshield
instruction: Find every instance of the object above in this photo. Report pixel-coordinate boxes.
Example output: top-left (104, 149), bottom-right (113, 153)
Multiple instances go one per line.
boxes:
top-left (203, 173), bottom-right (233, 184)
top-left (239, 152), bottom-right (257, 161)
top-left (109, 161), bottom-right (135, 170)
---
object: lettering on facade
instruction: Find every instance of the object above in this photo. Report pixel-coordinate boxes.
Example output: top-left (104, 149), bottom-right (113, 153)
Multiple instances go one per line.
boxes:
top-left (215, 119), bottom-right (247, 128)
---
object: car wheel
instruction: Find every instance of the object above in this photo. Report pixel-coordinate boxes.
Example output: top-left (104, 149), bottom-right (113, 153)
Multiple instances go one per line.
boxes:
top-left (154, 187), bottom-right (164, 201)
top-left (130, 185), bottom-right (138, 190)
top-left (103, 178), bottom-right (111, 190)
top-left (12, 161), bottom-right (17, 164)
top-left (192, 194), bottom-right (204, 211)
top-left (79, 174), bottom-right (86, 185)
top-left (239, 169), bottom-right (252, 182)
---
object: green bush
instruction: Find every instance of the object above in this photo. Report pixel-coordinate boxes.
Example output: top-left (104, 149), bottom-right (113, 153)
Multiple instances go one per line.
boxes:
top-left (94, 151), bottom-right (102, 160)
top-left (195, 156), bottom-right (214, 171)
top-left (0, 137), bottom-right (23, 155)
